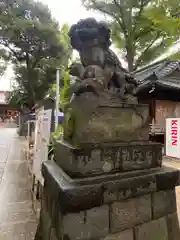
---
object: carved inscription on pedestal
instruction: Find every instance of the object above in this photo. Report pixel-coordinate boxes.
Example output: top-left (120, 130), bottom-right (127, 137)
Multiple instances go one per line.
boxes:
top-left (103, 175), bottom-right (156, 203)
top-left (56, 141), bottom-right (162, 177)
top-left (77, 149), bottom-right (103, 174)
top-left (102, 148), bottom-right (114, 172)
top-left (120, 148), bottom-right (131, 170)
top-left (122, 147), bottom-right (153, 171)
top-left (74, 143), bottom-right (161, 175)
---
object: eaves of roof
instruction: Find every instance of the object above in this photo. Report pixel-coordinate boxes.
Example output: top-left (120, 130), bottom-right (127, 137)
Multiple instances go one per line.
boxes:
top-left (133, 59), bottom-right (180, 84)
top-left (135, 78), bottom-right (180, 95)
top-left (134, 80), bottom-right (152, 94)
top-left (133, 59), bottom-right (167, 81)
top-left (156, 80), bottom-right (180, 90)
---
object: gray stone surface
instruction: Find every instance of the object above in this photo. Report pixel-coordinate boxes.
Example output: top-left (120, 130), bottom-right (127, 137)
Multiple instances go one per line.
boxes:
top-left (86, 205), bottom-right (109, 238)
top-left (103, 174), bottom-right (156, 203)
top-left (156, 167), bottom-right (180, 191)
top-left (166, 212), bottom-right (180, 240)
top-left (40, 208), bottom-right (51, 239)
top-left (38, 158), bottom-right (180, 240)
top-left (134, 217), bottom-right (168, 240)
top-left (63, 205), bottom-right (109, 239)
top-left (152, 190), bottom-right (177, 219)
top-left (110, 195), bottom-right (151, 233)
top-left (63, 211), bottom-right (89, 239)
top-left (42, 160), bottom-right (180, 213)
top-left (101, 229), bottom-right (133, 240)
top-left (64, 97), bottom-right (150, 146)
top-left (54, 141), bottom-right (162, 177)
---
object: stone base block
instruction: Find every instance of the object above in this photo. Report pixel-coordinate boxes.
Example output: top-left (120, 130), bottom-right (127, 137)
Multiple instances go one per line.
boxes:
top-left (63, 98), bottom-right (150, 146)
top-left (34, 161), bottom-right (180, 240)
top-left (54, 141), bottom-right (162, 177)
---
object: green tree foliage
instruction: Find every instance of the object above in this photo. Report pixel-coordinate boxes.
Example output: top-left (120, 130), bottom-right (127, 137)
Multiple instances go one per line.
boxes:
top-left (59, 24), bottom-right (73, 68)
top-left (82, 0), bottom-right (180, 71)
top-left (58, 24), bottom-right (72, 105)
top-left (60, 70), bottom-right (70, 104)
top-left (0, 0), bottom-right (67, 109)
top-left (48, 24), bottom-right (73, 106)
top-left (6, 87), bottom-right (27, 108)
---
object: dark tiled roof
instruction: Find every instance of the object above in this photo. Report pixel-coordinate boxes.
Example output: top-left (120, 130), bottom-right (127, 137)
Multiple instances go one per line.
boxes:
top-left (133, 60), bottom-right (166, 82)
top-left (133, 59), bottom-right (180, 82)
top-left (133, 59), bottom-right (180, 93)
top-left (156, 79), bottom-right (180, 89)
top-left (157, 61), bottom-right (180, 79)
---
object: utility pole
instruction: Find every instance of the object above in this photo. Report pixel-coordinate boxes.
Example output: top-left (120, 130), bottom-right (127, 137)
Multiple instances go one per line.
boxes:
top-left (55, 68), bottom-right (60, 129)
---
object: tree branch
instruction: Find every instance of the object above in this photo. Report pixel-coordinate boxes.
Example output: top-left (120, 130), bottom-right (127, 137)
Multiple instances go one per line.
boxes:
top-left (25, 52), bottom-right (30, 67)
top-left (31, 56), bottom-right (43, 69)
top-left (90, 0), bottom-right (127, 38)
top-left (31, 47), bottom-right (43, 69)
top-left (113, 0), bottom-right (135, 70)
top-left (25, 52), bottom-right (36, 102)
top-left (4, 44), bottom-right (23, 62)
top-left (134, 33), bottom-right (161, 69)
top-left (112, 0), bottom-right (128, 37)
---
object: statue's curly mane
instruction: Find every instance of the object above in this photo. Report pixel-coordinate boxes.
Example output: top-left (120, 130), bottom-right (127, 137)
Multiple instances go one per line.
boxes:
top-left (68, 18), bottom-right (111, 50)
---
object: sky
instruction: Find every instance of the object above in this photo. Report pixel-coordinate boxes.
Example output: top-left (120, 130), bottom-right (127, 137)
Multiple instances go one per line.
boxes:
top-left (41, 0), bottom-right (106, 25)
top-left (0, 0), bottom-right (179, 91)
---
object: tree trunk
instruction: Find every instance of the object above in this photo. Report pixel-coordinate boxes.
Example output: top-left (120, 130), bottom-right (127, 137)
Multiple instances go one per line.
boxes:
top-left (127, 53), bottom-right (134, 72)
top-left (126, 44), bottom-right (134, 72)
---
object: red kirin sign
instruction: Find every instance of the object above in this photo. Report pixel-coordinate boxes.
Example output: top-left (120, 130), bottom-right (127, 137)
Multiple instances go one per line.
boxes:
top-left (171, 120), bottom-right (178, 146)
top-left (166, 118), bottom-right (180, 158)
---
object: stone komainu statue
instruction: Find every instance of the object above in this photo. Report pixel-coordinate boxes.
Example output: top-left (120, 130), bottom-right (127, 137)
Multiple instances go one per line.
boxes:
top-left (34, 19), bottom-right (168, 240)
top-left (68, 18), bottom-right (137, 99)
top-left (63, 18), bottom-right (141, 145)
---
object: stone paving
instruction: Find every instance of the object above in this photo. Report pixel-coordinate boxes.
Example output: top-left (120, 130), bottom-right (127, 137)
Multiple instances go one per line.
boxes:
top-left (0, 127), bottom-right (37, 239)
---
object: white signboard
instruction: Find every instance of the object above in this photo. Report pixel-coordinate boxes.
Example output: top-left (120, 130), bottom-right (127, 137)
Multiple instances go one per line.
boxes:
top-left (33, 109), bottom-right (52, 184)
top-left (166, 118), bottom-right (180, 158)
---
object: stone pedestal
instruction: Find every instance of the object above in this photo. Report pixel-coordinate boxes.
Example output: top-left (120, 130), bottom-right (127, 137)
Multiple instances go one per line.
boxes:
top-left (35, 101), bottom-right (180, 240)
top-left (35, 160), bottom-right (180, 240)
top-left (54, 141), bottom-right (162, 177)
